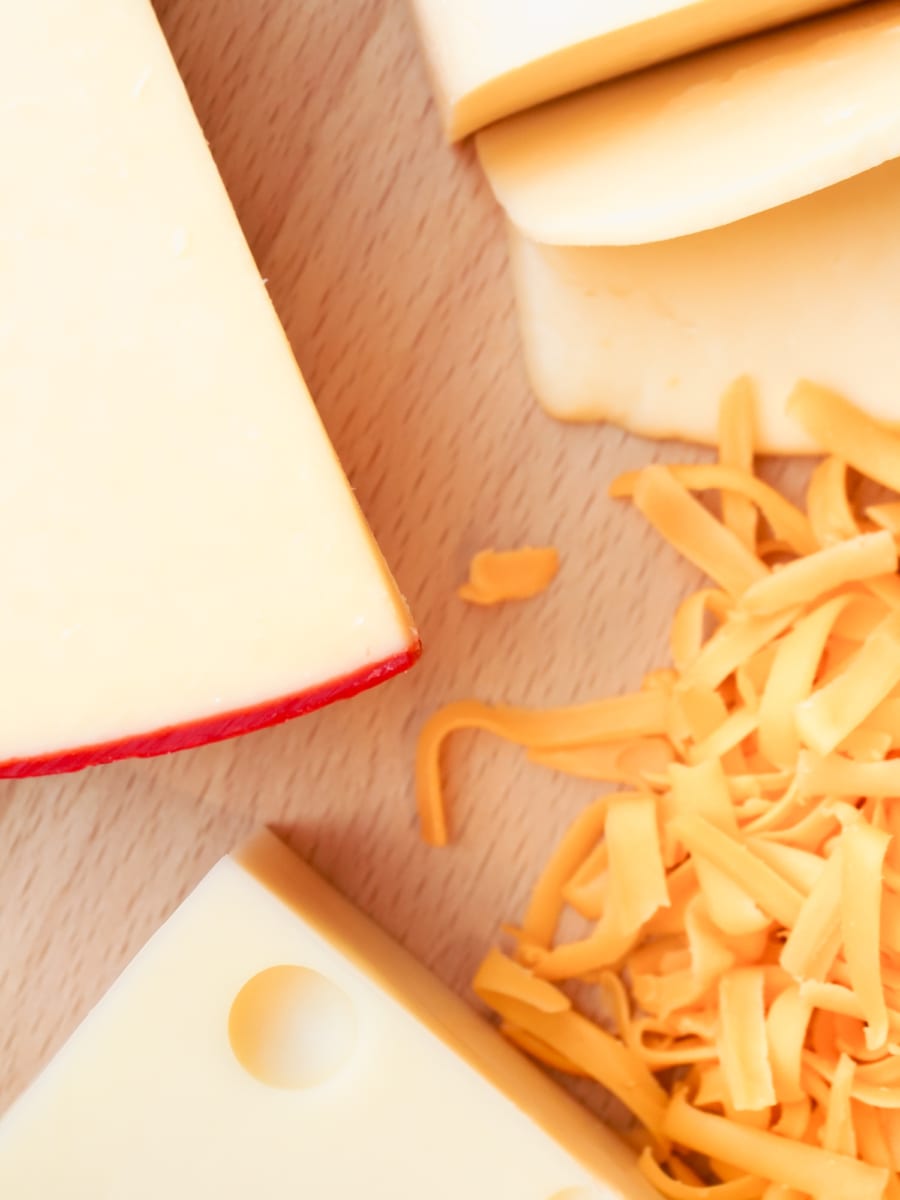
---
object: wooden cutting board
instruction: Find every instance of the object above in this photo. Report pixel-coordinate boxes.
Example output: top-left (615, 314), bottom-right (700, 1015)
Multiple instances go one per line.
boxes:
top-left (0, 0), bottom-right (718, 1118)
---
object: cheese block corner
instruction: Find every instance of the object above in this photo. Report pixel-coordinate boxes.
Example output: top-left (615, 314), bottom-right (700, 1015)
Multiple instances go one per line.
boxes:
top-left (410, 0), bottom-right (857, 141)
top-left (0, 827), bottom-right (654, 1199)
top-left (0, 0), bottom-right (419, 776)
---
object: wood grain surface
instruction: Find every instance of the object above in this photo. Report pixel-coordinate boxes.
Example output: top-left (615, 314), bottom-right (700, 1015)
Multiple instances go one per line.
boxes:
top-left (0, 0), bottom-right (742, 1120)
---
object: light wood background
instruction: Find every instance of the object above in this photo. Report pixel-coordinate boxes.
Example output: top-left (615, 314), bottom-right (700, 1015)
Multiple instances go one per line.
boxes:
top-left (0, 0), bottom-right (719, 1117)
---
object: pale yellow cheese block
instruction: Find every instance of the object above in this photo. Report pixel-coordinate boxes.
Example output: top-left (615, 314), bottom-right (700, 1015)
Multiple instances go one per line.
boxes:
top-left (508, 158), bottom-right (900, 453)
top-left (0, 1), bottom-right (417, 773)
top-left (410, 0), bottom-right (855, 140)
top-left (477, 1), bottom-right (900, 245)
top-left (0, 829), bottom-right (654, 1200)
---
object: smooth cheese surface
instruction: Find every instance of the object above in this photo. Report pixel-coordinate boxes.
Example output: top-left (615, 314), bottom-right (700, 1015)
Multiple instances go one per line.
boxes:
top-left (411, 0), bottom-right (854, 140)
top-left (0, 830), bottom-right (652, 1200)
top-left (510, 158), bottom-right (900, 453)
top-left (0, 1), bottom-right (415, 766)
top-left (478, 0), bottom-right (900, 244)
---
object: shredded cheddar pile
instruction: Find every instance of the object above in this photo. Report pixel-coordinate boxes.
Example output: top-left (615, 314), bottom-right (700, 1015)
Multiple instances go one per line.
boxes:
top-left (418, 380), bottom-right (900, 1200)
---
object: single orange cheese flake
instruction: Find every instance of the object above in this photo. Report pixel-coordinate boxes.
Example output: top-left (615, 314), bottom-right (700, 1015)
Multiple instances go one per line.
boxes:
top-left (458, 546), bottom-right (559, 605)
top-left (417, 384), bottom-right (900, 1196)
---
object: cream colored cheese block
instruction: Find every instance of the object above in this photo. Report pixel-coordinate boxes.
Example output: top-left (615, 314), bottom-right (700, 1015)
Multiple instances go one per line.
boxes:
top-left (477, 1), bottom-right (900, 244)
top-left (0, 1), bottom-right (418, 775)
top-left (509, 158), bottom-right (900, 453)
top-left (411, 0), bottom-right (854, 140)
top-left (0, 830), bottom-right (653, 1200)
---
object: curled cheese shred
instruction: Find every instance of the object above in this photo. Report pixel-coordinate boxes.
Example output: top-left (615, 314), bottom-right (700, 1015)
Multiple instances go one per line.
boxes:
top-left (765, 986), bottom-right (811, 1106)
top-left (457, 546), bottom-right (559, 605)
top-left (806, 456), bottom-right (860, 548)
top-left (738, 532), bottom-right (897, 617)
top-left (821, 1052), bottom-right (857, 1157)
top-left (498, 1020), bottom-right (588, 1077)
top-left (664, 1092), bottom-right (889, 1200)
top-left (795, 610), bottom-right (900, 757)
top-left (638, 1148), bottom-right (766, 1199)
top-left (610, 465), bottom-right (815, 559)
top-left (474, 948), bottom-right (571, 1014)
top-left (670, 589), bottom-right (732, 672)
top-left (841, 823), bottom-right (891, 1052)
top-left (780, 848), bottom-right (843, 983)
top-left (520, 796), bottom-right (607, 947)
top-left (416, 690), bottom-right (669, 844)
top-left (669, 814), bottom-right (803, 929)
top-left (718, 968), bottom-right (776, 1112)
top-left (473, 956), bottom-right (668, 1138)
top-left (756, 597), bottom-right (850, 767)
top-left (418, 384), bottom-right (900, 1195)
top-left (630, 465), bottom-right (769, 597)
top-left (787, 382), bottom-right (900, 496)
top-left (606, 793), bottom-right (670, 936)
top-left (527, 736), bottom-right (676, 784)
top-left (867, 502), bottom-right (900, 537)
top-left (798, 750), bottom-right (900, 799)
top-left (680, 608), bottom-right (799, 693)
top-left (717, 376), bottom-right (759, 554)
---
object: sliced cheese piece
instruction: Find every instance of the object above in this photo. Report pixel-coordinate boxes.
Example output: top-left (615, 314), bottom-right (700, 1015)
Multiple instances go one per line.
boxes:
top-left (411, 0), bottom-right (855, 141)
top-left (477, 2), bottom-right (900, 245)
top-left (0, 830), bottom-right (651, 1199)
top-left (506, 154), bottom-right (900, 450)
top-left (0, 0), bottom-right (418, 775)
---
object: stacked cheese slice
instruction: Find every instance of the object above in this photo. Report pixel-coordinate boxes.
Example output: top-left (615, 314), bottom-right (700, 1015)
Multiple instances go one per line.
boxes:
top-left (409, 0), bottom-right (856, 139)
top-left (412, 0), bottom-right (900, 452)
top-left (0, 0), bottom-right (419, 775)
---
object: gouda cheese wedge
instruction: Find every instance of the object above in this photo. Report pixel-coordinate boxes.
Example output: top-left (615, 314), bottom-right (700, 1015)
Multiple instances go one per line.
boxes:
top-left (0, 1), bottom-right (419, 774)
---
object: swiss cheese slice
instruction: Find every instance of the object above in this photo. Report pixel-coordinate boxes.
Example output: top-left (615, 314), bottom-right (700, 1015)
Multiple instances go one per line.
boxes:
top-left (0, 829), bottom-right (652, 1200)
top-left (507, 158), bottom-right (900, 451)
top-left (410, 0), bottom-right (855, 141)
top-left (477, 1), bottom-right (900, 244)
top-left (0, 1), bottom-right (418, 775)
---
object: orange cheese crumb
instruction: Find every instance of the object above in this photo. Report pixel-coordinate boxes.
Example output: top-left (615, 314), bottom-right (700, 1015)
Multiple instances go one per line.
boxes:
top-left (417, 384), bottom-right (900, 1196)
top-left (458, 546), bottom-right (559, 604)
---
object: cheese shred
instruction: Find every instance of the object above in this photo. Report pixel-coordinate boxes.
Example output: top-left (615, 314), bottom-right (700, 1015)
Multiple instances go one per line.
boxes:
top-left (417, 384), bottom-right (900, 1197)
